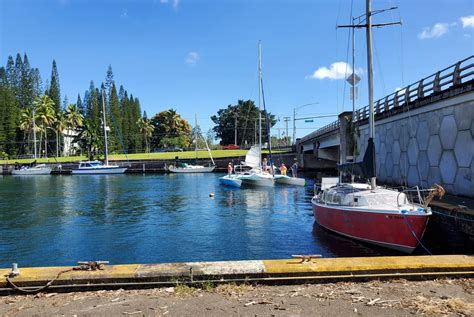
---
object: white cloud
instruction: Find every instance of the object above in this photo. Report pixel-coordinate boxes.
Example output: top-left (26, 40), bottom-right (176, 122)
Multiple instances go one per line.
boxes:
top-left (418, 22), bottom-right (456, 39)
top-left (120, 9), bottom-right (128, 18)
top-left (306, 62), bottom-right (362, 80)
top-left (160, 0), bottom-right (180, 9)
top-left (460, 16), bottom-right (474, 28)
top-left (185, 52), bottom-right (199, 65)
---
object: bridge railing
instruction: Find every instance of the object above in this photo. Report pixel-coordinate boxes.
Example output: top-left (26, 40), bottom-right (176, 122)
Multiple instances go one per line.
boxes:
top-left (303, 55), bottom-right (474, 142)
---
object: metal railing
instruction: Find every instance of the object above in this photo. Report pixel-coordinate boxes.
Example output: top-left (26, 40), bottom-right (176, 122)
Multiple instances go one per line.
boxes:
top-left (299, 55), bottom-right (474, 143)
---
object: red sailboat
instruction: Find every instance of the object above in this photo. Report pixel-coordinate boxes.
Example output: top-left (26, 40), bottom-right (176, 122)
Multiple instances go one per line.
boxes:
top-left (311, 0), bottom-right (444, 253)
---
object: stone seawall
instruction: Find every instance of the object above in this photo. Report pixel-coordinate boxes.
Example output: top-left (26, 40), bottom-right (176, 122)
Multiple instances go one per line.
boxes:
top-left (355, 91), bottom-right (474, 197)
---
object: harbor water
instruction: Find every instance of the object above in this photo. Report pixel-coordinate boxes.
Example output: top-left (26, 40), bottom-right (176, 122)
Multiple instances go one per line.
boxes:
top-left (0, 173), bottom-right (401, 268)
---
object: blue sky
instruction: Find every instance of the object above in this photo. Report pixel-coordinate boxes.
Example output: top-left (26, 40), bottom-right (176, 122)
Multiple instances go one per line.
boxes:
top-left (1, 0), bottom-right (473, 141)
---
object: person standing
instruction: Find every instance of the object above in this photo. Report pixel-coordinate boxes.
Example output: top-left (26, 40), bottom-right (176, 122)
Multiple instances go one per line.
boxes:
top-left (227, 162), bottom-right (233, 175)
top-left (280, 163), bottom-right (287, 176)
top-left (291, 159), bottom-right (298, 177)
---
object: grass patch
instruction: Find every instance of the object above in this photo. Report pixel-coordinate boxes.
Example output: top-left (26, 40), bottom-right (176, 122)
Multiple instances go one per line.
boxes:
top-left (174, 283), bottom-right (196, 296)
top-left (0, 149), bottom-right (289, 165)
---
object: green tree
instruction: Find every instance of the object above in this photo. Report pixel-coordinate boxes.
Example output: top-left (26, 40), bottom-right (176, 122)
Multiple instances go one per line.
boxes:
top-left (0, 85), bottom-right (18, 155)
top-left (137, 117), bottom-right (154, 153)
top-left (108, 83), bottom-right (122, 152)
top-left (48, 60), bottom-right (61, 113)
top-left (150, 109), bottom-right (192, 149)
top-left (75, 122), bottom-right (100, 160)
top-left (211, 99), bottom-right (276, 146)
top-left (33, 95), bottom-right (56, 157)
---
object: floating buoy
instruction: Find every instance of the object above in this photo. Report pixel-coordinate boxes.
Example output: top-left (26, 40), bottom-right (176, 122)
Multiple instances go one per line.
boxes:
top-left (209, 192), bottom-right (215, 197)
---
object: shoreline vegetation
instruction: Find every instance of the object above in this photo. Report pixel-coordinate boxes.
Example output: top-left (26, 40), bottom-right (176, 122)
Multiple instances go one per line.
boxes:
top-left (0, 149), bottom-right (287, 165)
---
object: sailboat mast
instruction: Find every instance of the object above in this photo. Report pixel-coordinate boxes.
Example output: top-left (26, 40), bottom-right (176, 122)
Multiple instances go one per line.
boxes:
top-left (101, 89), bottom-right (109, 165)
top-left (195, 114), bottom-right (198, 161)
top-left (258, 41), bottom-right (262, 157)
top-left (32, 107), bottom-right (37, 159)
top-left (365, 0), bottom-right (376, 188)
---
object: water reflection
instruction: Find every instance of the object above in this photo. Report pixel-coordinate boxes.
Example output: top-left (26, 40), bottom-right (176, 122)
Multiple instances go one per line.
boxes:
top-left (0, 173), bottom-right (390, 267)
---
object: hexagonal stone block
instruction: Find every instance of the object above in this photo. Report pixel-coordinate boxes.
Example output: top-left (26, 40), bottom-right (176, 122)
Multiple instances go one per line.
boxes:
top-left (399, 128), bottom-right (409, 151)
top-left (427, 167), bottom-right (442, 187)
top-left (440, 151), bottom-right (457, 184)
top-left (386, 127), bottom-right (393, 149)
top-left (454, 101), bottom-right (474, 130)
top-left (418, 151), bottom-right (429, 182)
top-left (392, 164), bottom-right (401, 184)
top-left (428, 135), bottom-right (442, 166)
top-left (407, 116), bottom-right (419, 138)
top-left (454, 168), bottom-right (472, 196)
top-left (471, 120), bottom-right (474, 138)
top-left (407, 165), bottom-right (419, 187)
top-left (427, 111), bottom-right (441, 135)
top-left (416, 121), bottom-right (430, 151)
top-left (439, 115), bottom-right (457, 149)
top-left (378, 162), bottom-right (386, 181)
top-left (392, 123), bottom-right (401, 141)
top-left (392, 141), bottom-right (401, 165)
top-left (400, 152), bottom-right (409, 181)
top-left (407, 139), bottom-right (419, 165)
top-left (441, 105), bottom-right (454, 116)
top-left (454, 130), bottom-right (473, 168)
top-left (385, 154), bottom-right (394, 179)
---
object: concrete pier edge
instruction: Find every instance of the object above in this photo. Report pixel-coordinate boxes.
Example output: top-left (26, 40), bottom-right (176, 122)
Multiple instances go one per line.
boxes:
top-left (0, 255), bottom-right (472, 294)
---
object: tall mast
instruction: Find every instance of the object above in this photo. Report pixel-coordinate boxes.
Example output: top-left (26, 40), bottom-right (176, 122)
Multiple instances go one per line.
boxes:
top-left (365, 0), bottom-right (376, 189)
top-left (32, 107), bottom-right (37, 159)
top-left (258, 41), bottom-right (262, 155)
top-left (195, 114), bottom-right (198, 160)
top-left (101, 89), bottom-right (109, 165)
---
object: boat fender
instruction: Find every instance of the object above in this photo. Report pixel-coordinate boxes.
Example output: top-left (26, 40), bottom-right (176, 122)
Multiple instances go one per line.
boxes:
top-left (401, 209), bottom-right (409, 214)
top-left (209, 192), bottom-right (215, 197)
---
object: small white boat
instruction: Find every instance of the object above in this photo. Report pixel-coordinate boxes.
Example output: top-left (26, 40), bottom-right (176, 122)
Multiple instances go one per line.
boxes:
top-left (168, 115), bottom-right (216, 174)
top-left (12, 164), bottom-right (52, 175)
top-left (168, 164), bottom-right (215, 173)
top-left (71, 161), bottom-right (127, 174)
top-left (274, 174), bottom-right (306, 186)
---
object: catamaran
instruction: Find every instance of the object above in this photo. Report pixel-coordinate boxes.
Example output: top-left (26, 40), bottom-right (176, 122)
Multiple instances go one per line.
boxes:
top-left (311, 0), bottom-right (443, 253)
top-left (220, 42), bottom-right (274, 188)
top-left (168, 115), bottom-right (216, 173)
top-left (72, 90), bottom-right (127, 175)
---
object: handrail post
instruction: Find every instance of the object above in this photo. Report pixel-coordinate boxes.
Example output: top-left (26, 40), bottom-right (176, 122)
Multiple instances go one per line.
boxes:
top-left (433, 71), bottom-right (441, 93)
top-left (453, 61), bottom-right (462, 86)
top-left (417, 79), bottom-right (424, 98)
top-left (384, 96), bottom-right (389, 111)
top-left (404, 85), bottom-right (410, 105)
top-left (393, 92), bottom-right (399, 108)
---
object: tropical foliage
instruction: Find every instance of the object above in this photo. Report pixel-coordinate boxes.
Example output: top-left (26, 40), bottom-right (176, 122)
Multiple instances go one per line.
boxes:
top-left (150, 109), bottom-right (192, 150)
top-left (211, 99), bottom-right (276, 146)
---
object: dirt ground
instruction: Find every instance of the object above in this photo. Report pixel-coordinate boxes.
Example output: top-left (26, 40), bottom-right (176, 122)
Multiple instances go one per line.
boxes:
top-left (0, 278), bottom-right (473, 316)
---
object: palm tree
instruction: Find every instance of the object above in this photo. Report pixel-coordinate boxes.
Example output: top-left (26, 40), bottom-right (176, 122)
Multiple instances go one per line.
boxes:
top-left (65, 104), bottom-right (84, 155)
top-left (33, 95), bottom-right (56, 157)
top-left (137, 117), bottom-right (154, 153)
top-left (54, 111), bottom-right (67, 157)
top-left (165, 109), bottom-right (180, 135)
top-left (19, 107), bottom-right (37, 155)
top-left (76, 122), bottom-right (100, 160)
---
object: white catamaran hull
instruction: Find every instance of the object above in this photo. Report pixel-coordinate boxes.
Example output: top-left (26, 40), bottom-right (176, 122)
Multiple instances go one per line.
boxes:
top-left (71, 167), bottom-right (127, 174)
top-left (12, 167), bottom-right (52, 175)
top-left (219, 175), bottom-right (243, 187)
top-left (168, 166), bottom-right (215, 173)
top-left (274, 175), bottom-right (305, 186)
top-left (240, 173), bottom-right (274, 187)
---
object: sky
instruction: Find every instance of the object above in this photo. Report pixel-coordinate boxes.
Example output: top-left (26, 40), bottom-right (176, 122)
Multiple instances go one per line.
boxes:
top-left (1, 0), bottom-right (473, 141)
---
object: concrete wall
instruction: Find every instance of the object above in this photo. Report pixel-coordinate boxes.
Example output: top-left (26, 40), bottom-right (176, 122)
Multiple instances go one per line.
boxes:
top-left (355, 91), bottom-right (474, 197)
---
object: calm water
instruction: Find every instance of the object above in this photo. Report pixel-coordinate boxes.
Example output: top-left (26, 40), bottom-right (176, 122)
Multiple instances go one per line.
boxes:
top-left (0, 173), bottom-right (392, 268)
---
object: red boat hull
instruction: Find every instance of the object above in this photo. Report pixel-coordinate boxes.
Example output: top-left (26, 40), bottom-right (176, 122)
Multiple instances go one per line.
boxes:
top-left (312, 203), bottom-right (430, 253)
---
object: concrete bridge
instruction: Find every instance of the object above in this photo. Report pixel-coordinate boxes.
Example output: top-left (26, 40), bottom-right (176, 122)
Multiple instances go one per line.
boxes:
top-left (296, 56), bottom-right (474, 197)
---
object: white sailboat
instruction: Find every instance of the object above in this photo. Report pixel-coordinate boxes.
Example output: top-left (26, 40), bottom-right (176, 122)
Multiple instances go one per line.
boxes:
top-left (12, 107), bottom-right (52, 175)
top-left (168, 115), bottom-right (216, 173)
top-left (72, 90), bottom-right (127, 175)
top-left (220, 42), bottom-right (274, 188)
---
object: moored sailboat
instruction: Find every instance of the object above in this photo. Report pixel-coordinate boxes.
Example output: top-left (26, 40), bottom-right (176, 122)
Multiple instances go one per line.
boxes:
top-left (72, 89), bottom-right (127, 175)
top-left (311, 0), bottom-right (443, 253)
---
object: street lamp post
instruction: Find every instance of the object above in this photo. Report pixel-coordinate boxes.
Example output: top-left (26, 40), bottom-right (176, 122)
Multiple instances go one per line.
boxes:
top-left (292, 102), bottom-right (319, 145)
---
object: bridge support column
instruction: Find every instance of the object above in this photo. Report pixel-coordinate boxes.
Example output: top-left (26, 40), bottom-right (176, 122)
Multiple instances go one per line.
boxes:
top-left (339, 111), bottom-right (353, 164)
